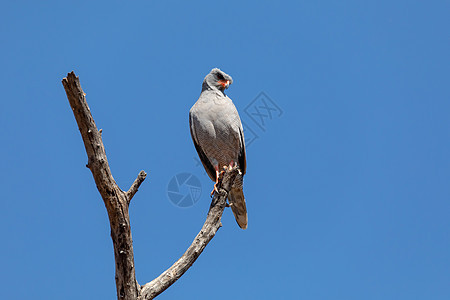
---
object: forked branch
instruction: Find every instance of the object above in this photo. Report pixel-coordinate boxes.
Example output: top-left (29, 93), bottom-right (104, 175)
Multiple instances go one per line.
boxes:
top-left (62, 71), bottom-right (142, 300)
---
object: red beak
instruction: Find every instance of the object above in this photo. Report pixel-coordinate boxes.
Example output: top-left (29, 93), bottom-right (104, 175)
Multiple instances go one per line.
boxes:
top-left (219, 80), bottom-right (230, 88)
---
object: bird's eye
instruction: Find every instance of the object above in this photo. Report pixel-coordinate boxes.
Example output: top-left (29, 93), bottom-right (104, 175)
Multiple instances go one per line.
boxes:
top-left (216, 73), bottom-right (225, 80)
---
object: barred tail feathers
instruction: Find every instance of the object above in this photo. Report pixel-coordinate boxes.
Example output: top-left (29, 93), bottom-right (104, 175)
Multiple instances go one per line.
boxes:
top-left (228, 188), bottom-right (248, 229)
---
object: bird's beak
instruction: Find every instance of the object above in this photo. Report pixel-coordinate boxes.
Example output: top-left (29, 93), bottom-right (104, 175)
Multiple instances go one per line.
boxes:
top-left (219, 80), bottom-right (230, 89)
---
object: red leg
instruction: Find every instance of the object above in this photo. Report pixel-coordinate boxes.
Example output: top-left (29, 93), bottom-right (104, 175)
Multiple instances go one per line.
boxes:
top-left (210, 166), bottom-right (220, 197)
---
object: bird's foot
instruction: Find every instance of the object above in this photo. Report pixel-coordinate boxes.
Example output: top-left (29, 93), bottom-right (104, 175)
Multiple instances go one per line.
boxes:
top-left (210, 183), bottom-right (219, 197)
top-left (210, 169), bottom-right (225, 197)
top-left (227, 160), bottom-right (237, 170)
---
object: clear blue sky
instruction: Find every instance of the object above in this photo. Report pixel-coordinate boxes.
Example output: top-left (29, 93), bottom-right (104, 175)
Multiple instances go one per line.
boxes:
top-left (1, 1), bottom-right (449, 299)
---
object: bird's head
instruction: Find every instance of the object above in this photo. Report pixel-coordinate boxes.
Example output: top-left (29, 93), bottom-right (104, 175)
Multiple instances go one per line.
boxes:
top-left (202, 68), bottom-right (233, 92)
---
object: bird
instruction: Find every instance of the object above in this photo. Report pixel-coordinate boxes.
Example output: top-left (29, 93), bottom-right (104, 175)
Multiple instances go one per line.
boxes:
top-left (189, 68), bottom-right (248, 229)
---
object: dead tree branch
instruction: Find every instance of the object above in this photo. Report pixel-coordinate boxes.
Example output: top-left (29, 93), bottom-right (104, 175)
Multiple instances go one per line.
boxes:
top-left (62, 71), bottom-right (238, 300)
top-left (138, 169), bottom-right (239, 300)
top-left (62, 72), bottom-right (143, 300)
top-left (127, 170), bottom-right (147, 204)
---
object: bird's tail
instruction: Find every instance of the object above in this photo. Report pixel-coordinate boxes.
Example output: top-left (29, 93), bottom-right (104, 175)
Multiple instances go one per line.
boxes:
top-left (228, 187), bottom-right (248, 229)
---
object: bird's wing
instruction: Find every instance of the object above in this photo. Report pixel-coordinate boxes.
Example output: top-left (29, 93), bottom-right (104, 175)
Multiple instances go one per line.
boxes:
top-left (189, 111), bottom-right (216, 181)
top-left (238, 126), bottom-right (246, 175)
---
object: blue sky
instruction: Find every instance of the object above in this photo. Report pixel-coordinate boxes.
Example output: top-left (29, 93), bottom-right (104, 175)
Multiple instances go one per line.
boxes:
top-left (1, 1), bottom-right (449, 299)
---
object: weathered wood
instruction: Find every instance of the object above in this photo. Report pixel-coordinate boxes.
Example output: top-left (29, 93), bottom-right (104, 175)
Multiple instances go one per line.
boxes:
top-left (127, 170), bottom-right (147, 204)
top-left (62, 72), bottom-right (143, 300)
top-left (62, 71), bottom-right (239, 300)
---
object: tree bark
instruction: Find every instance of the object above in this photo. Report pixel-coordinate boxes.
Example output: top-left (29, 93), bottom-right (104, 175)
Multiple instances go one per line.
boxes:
top-left (62, 71), bottom-right (238, 300)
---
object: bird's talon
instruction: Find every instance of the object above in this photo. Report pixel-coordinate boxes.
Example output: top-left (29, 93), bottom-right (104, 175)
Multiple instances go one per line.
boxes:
top-left (210, 182), bottom-right (220, 197)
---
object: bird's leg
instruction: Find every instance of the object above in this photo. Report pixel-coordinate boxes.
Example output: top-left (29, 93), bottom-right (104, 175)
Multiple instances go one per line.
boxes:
top-left (210, 165), bottom-right (221, 197)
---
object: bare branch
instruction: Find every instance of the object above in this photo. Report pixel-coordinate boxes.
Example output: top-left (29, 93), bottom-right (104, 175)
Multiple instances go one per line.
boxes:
top-left (139, 168), bottom-right (240, 300)
top-left (127, 170), bottom-right (147, 204)
top-left (62, 71), bottom-right (144, 300)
